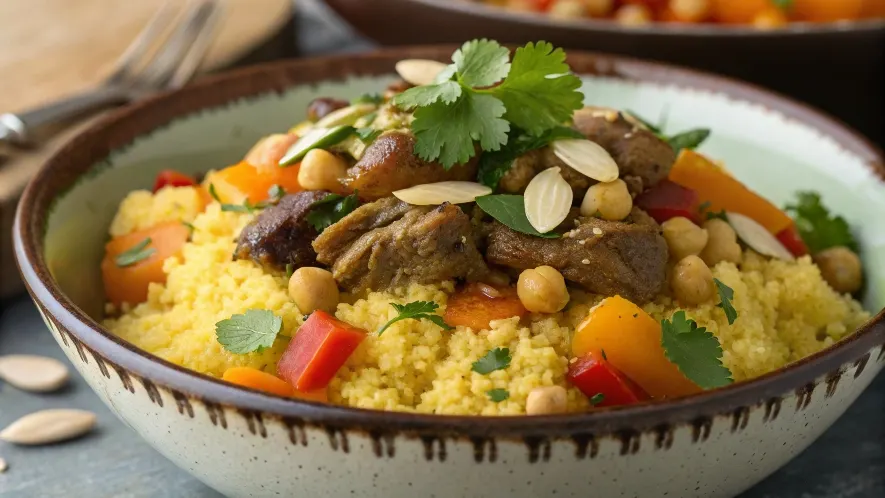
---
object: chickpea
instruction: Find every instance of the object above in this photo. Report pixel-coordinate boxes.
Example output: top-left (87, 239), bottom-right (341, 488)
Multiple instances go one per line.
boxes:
top-left (526, 386), bottom-right (568, 415)
top-left (297, 149), bottom-right (348, 192)
top-left (549, 0), bottom-right (586, 19)
top-left (814, 246), bottom-right (863, 294)
top-left (699, 218), bottom-right (743, 267)
top-left (662, 217), bottom-right (709, 261)
top-left (583, 0), bottom-right (614, 17)
top-left (288, 267), bottom-right (339, 314)
top-left (517, 266), bottom-right (570, 313)
top-left (670, 0), bottom-right (711, 22)
top-left (615, 4), bottom-right (652, 26)
top-left (580, 179), bottom-right (633, 221)
top-left (671, 255), bottom-right (715, 306)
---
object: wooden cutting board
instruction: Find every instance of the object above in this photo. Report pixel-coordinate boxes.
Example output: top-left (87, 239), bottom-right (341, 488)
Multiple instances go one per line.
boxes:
top-left (0, 0), bottom-right (294, 298)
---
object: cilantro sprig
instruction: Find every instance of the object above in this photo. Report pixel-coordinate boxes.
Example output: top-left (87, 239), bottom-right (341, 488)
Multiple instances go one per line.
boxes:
top-left (215, 309), bottom-right (283, 354)
top-left (114, 238), bottom-right (155, 267)
top-left (487, 388), bottom-right (510, 402)
top-left (472, 347), bottom-right (512, 374)
top-left (393, 40), bottom-right (584, 169)
top-left (306, 192), bottom-right (361, 233)
top-left (626, 110), bottom-right (711, 153)
top-left (376, 301), bottom-right (453, 336)
top-left (209, 184), bottom-right (286, 214)
top-left (785, 191), bottom-right (858, 254)
top-left (713, 279), bottom-right (738, 325)
top-left (661, 311), bottom-right (732, 390)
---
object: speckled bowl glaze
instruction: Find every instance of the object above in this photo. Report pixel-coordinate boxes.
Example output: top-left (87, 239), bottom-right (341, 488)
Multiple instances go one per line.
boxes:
top-left (13, 48), bottom-right (885, 498)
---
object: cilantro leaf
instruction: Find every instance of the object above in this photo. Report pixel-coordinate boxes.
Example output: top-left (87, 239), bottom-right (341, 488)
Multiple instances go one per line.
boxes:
top-left (625, 110), bottom-right (662, 134)
top-left (785, 191), bottom-right (858, 253)
top-left (487, 388), bottom-right (510, 402)
top-left (491, 41), bottom-right (584, 136)
top-left (215, 309), bottom-right (282, 354)
top-left (590, 393), bottom-right (605, 406)
top-left (114, 238), bottom-right (155, 267)
top-left (706, 209), bottom-right (728, 221)
top-left (714, 279), bottom-right (738, 325)
top-left (306, 192), bottom-right (361, 233)
top-left (352, 93), bottom-right (383, 105)
top-left (376, 301), bottom-right (453, 335)
top-left (453, 38), bottom-right (511, 88)
top-left (475, 194), bottom-right (559, 238)
top-left (472, 347), bottom-right (512, 374)
top-left (267, 184), bottom-right (285, 202)
top-left (661, 311), bottom-right (732, 389)
top-left (668, 128), bottom-right (711, 153)
top-left (411, 92), bottom-right (509, 167)
top-left (356, 127), bottom-right (382, 144)
top-left (477, 126), bottom-right (583, 189)
top-left (393, 81), bottom-right (462, 109)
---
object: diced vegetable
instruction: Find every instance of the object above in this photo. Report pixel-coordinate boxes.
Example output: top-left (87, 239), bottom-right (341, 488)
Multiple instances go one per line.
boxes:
top-left (444, 283), bottom-right (528, 331)
top-left (776, 224), bottom-right (810, 257)
top-left (668, 149), bottom-right (793, 234)
top-left (571, 296), bottom-right (701, 399)
top-left (153, 170), bottom-right (197, 193)
top-left (784, 191), bottom-right (858, 254)
top-left (101, 222), bottom-right (189, 307)
top-left (222, 367), bottom-right (328, 402)
top-left (634, 179), bottom-right (701, 224)
top-left (244, 134), bottom-right (301, 169)
top-left (567, 352), bottom-right (649, 408)
top-left (279, 126), bottom-right (356, 166)
top-left (204, 160), bottom-right (302, 205)
top-left (277, 311), bottom-right (366, 392)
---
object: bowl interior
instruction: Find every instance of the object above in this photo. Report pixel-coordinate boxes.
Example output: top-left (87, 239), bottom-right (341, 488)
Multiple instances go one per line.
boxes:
top-left (42, 73), bottom-right (885, 321)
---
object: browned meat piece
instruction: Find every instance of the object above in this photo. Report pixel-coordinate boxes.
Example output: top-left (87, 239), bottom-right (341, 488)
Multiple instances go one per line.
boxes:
top-left (485, 208), bottom-right (668, 304)
top-left (234, 191), bottom-right (330, 270)
top-left (498, 148), bottom-right (591, 197)
top-left (341, 132), bottom-right (479, 200)
top-left (307, 97), bottom-right (349, 122)
top-left (573, 107), bottom-right (676, 193)
top-left (313, 200), bottom-right (489, 293)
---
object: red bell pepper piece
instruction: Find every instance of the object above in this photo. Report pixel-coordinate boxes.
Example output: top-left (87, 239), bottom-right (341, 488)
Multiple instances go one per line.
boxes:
top-left (775, 224), bottom-right (809, 257)
top-left (153, 169), bottom-right (197, 192)
top-left (567, 352), bottom-right (650, 408)
top-left (634, 180), bottom-right (701, 224)
top-left (277, 311), bottom-right (366, 392)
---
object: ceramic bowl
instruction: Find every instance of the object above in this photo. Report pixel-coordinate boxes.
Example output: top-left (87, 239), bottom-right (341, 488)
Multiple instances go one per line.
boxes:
top-left (13, 47), bottom-right (885, 498)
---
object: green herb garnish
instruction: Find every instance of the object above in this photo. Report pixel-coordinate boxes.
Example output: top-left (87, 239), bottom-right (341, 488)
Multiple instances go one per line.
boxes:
top-left (625, 110), bottom-right (710, 153)
top-left (713, 279), bottom-right (738, 325)
top-left (352, 93), bottom-right (383, 105)
top-left (285, 263), bottom-right (295, 279)
top-left (376, 301), bottom-right (453, 336)
top-left (209, 183), bottom-right (265, 213)
top-left (772, 0), bottom-right (793, 10)
top-left (393, 40), bottom-right (584, 169)
top-left (472, 347), bottom-right (512, 375)
top-left (706, 209), bottom-right (728, 221)
top-left (785, 191), bottom-right (858, 253)
top-left (305, 192), bottom-right (361, 233)
top-left (590, 393), bottom-right (605, 406)
top-left (475, 194), bottom-right (559, 238)
top-left (215, 309), bottom-right (282, 354)
top-left (487, 388), bottom-right (510, 402)
top-left (267, 184), bottom-right (286, 203)
top-left (476, 126), bottom-right (584, 189)
top-left (182, 221), bottom-right (196, 234)
top-left (114, 238), bottom-right (155, 267)
top-left (356, 127), bottom-right (382, 144)
top-left (661, 311), bottom-right (732, 390)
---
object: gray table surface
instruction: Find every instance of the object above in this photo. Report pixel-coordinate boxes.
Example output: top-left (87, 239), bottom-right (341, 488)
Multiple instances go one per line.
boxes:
top-left (2, 1), bottom-right (884, 496)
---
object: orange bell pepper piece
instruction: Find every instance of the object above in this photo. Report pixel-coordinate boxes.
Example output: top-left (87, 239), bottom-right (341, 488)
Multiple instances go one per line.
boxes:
top-left (791, 0), bottom-right (864, 21)
top-left (204, 160), bottom-right (302, 205)
top-left (571, 296), bottom-right (701, 399)
top-left (222, 367), bottom-right (327, 402)
top-left (668, 149), bottom-right (793, 234)
top-left (101, 222), bottom-right (189, 307)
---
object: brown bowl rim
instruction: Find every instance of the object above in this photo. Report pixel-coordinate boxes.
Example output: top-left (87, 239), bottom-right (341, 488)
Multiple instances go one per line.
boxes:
top-left (13, 46), bottom-right (885, 437)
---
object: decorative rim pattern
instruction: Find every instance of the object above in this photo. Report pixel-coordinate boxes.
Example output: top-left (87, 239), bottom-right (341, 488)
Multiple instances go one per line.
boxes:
top-left (13, 47), bottom-right (885, 440)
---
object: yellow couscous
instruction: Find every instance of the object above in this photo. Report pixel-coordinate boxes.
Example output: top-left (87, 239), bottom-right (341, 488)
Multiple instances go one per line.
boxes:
top-left (105, 190), bottom-right (870, 415)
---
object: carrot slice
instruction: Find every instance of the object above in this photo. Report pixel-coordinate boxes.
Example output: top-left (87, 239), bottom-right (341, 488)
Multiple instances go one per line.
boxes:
top-left (444, 283), bottom-right (528, 331)
top-left (571, 296), bottom-right (701, 399)
top-left (101, 222), bottom-right (189, 307)
top-left (205, 160), bottom-right (302, 205)
top-left (668, 149), bottom-right (793, 234)
top-left (222, 367), bottom-right (328, 402)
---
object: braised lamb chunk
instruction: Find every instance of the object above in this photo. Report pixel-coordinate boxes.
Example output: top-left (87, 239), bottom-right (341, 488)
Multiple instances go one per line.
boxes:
top-left (485, 208), bottom-right (668, 304)
top-left (234, 191), bottom-right (330, 270)
top-left (341, 132), bottom-right (479, 200)
top-left (572, 107), bottom-right (676, 193)
top-left (313, 200), bottom-right (489, 294)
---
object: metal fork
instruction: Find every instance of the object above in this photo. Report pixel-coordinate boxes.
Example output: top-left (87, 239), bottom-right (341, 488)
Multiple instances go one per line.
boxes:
top-left (0, 0), bottom-right (222, 147)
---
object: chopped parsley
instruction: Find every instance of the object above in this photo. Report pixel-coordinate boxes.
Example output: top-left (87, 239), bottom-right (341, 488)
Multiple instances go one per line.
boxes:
top-left (352, 93), bottom-right (383, 105)
top-left (393, 40), bottom-right (583, 169)
top-left (267, 184), bottom-right (285, 203)
top-left (625, 110), bottom-right (710, 153)
top-left (209, 183), bottom-right (275, 214)
top-left (590, 393), bottom-right (605, 406)
top-left (215, 309), bottom-right (282, 354)
top-left (114, 238), bottom-right (155, 267)
top-left (714, 279), bottom-right (738, 325)
top-left (285, 263), bottom-right (295, 279)
top-left (376, 301), bottom-right (453, 336)
top-left (706, 209), bottom-right (728, 221)
top-left (477, 126), bottom-right (583, 189)
top-left (181, 221), bottom-right (196, 234)
top-left (487, 388), bottom-right (510, 402)
top-left (305, 192), bottom-right (361, 232)
top-left (661, 311), bottom-right (732, 390)
top-left (472, 347), bottom-right (512, 374)
top-left (785, 191), bottom-right (858, 254)
top-left (475, 194), bottom-right (559, 238)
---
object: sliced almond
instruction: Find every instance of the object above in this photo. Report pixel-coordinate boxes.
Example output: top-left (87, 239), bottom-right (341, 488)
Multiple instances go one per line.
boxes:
top-left (0, 409), bottom-right (96, 446)
top-left (524, 167), bottom-right (573, 233)
top-left (0, 354), bottom-right (69, 392)
top-left (0, 457), bottom-right (7, 473)
top-left (551, 139), bottom-right (620, 183)
top-left (727, 212), bottom-right (794, 261)
top-left (395, 59), bottom-right (449, 87)
top-left (393, 181), bottom-right (492, 206)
